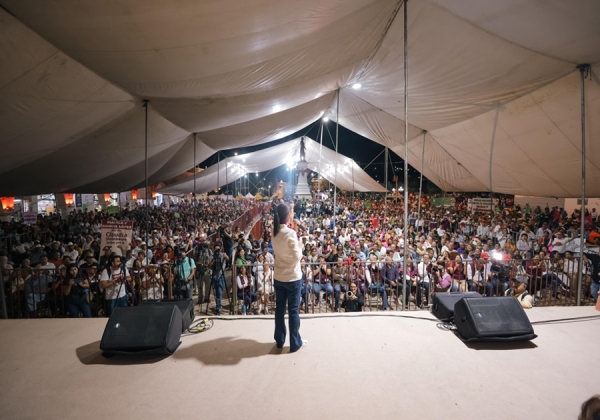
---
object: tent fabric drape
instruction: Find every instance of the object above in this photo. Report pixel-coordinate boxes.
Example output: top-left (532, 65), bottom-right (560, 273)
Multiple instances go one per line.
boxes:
top-left (0, 0), bottom-right (598, 197)
top-left (158, 137), bottom-right (387, 195)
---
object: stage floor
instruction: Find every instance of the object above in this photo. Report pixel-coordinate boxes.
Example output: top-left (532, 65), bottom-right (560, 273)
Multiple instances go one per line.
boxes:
top-left (0, 307), bottom-right (598, 420)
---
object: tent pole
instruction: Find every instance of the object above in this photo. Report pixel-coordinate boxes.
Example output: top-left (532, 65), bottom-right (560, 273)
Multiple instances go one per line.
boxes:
top-left (143, 100), bottom-right (149, 248)
top-left (418, 131), bottom-right (425, 221)
top-left (489, 106), bottom-right (500, 217)
top-left (384, 146), bottom-right (389, 221)
top-left (352, 160), bottom-right (355, 200)
top-left (319, 120), bottom-right (324, 193)
top-left (402, 0), bottom-right (408, 311)
top-left (576, 64), bottom-right (590, 307)
top-left (217, 152), bottom-right (220, 195)
top-left (193, 133), bottom-right (197, 204)
top-left (333, 89), bottom-right (340, 228)
top-left (225, 157), bottom-right (229, 200)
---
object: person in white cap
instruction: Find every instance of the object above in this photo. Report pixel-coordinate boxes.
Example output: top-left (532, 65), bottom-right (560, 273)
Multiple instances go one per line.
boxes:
top-left (64, 242), bottom-right (80, 262)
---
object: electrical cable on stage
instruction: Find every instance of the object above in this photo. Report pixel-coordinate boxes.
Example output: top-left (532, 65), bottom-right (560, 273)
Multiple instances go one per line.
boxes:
top-left (183, 318), bottom-right (214, 335)
top-left (187, 313), bottom-right (600, 329)
top-left (529, 314), bottom-right (600, 325)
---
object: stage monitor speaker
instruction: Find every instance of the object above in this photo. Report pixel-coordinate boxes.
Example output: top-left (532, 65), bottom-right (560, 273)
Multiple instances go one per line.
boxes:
top-left (454, 297), bottom-right (537, 342)
top-left (140, 299), bottom-right (194, 332)
top-left (100, 305), bottom-right (182, 356)
top-left (432, 292), bottom-right (482, 321)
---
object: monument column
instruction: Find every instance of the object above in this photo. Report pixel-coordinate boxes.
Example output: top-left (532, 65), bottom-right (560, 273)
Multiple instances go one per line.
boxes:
top-left (294, 137), bottom-right (312, 199)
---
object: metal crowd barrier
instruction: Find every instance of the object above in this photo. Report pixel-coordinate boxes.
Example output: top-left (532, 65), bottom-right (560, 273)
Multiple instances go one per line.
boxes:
top-left (2, 255), bottom-right (594, 319)
top-left (226, 255), bottom-right (595, 315)
top-left (0, 264), bottom-right (179, 318)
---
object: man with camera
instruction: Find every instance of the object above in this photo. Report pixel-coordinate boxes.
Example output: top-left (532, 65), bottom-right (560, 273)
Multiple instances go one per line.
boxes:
top-left (173, 247), bottom-right (196, 300)
top-left (100, 255), bottom-right (130, 316)
top-left (341, 281), bottom-right (364, 312)
top-left (195, 239), bottom-right (213, 303)
top-left (209, 243), bottom-right (229, 315)
top-left (219, 223), bottom-right (233, 268)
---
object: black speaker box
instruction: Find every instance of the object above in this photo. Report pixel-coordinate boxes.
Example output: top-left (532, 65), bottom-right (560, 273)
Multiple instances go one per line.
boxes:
top-left (140, 299), bottom-right (194, 332)
top-left (100, 305), bottom-right (182, 356)
top-left (432, 292), bottom-right (482, 321)
top-left (454, 297), bottom-right (537, 342)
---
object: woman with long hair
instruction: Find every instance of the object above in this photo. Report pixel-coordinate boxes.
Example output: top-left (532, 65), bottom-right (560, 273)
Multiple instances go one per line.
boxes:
top-left (62, 264), bottom-right (91, 318)
top-left (272, 202), bottom-right (306, 352)
top-left (236, 265), bottom-right (256, 315)
top-left (141, 264), bottom-right (164, 301)
top-left (257, 262), bottom-right (274, 314)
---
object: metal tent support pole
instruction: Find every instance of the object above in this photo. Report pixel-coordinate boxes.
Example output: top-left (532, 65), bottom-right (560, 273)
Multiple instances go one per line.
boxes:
top-left (193, 133), bottom-right (197, 202)
top-left (217, 152), bottom-right (220, 194)
top-left (225, 157), bottom-right (229, 200)
top-left (143, 100), bottom-right (149, 247)
top-left (401, 0), bottom-right (408, 311)
top-left (0, 268), bottom-right (7, 319)
top-left (352, 160), bottom-right (355, 200)
top-left (489, 106), bottom-right (500, 217)
top-left (319, 121), bottom-right (324, 192)
top-left (333, 89), bottom-right (340, 227)
top-left (384, 146), bottom-right (389, 221)
top-left (417, 131), bottom-right (425, 220)
top-left (576, 63), bottom-right (590, 307)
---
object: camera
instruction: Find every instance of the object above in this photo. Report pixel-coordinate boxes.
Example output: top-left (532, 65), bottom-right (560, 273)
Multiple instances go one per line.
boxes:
top-left (174, 248), bottom-right (183, 259)
top-left (346, 291), bottom-right (354, 298)
top-left (490, 263), bottom-right (509, 280)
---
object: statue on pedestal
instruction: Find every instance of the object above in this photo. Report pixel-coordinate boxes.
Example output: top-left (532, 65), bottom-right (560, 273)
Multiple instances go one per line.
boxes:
top-left (300, 136), bottom-right (306, 162)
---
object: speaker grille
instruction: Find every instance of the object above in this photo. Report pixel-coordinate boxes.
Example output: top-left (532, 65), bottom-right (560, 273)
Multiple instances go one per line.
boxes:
top-left (100, 306), bottom-right (182, 354)
top-left (455, 297), bottom-right (535, 339)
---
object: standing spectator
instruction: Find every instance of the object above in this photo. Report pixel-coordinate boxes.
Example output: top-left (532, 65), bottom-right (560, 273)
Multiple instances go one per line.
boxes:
top-left (236, 265), bottom-right (256, 315)
top-left (174, 248), bottom-right (196, 299)
top-left (140, 264), bottom-right (163, 301)
top-left (100, 255), bottom-right (129, 316)
top-left (62, 264), bottom-right (91, 318)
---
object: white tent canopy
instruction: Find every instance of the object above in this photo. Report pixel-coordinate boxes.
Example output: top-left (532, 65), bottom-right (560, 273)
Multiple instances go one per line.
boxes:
top-left (0, 0), bottom-right (598, 197)
top-left (158, 137), bottom-right (386, 195)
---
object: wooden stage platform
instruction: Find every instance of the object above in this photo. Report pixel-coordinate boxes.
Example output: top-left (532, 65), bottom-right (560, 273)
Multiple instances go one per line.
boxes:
top-left (0, 307), bottom-right (598, 420)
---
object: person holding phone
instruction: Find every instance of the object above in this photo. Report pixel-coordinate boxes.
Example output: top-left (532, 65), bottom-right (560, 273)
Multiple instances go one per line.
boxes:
top-left (62, 264), bottom-right (91, 318)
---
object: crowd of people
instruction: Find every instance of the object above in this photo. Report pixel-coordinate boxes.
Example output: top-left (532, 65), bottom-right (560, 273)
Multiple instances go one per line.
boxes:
top-left (230, 193), bottom-right (599, 314)
top-left (0, 198), bottom-right (257, 318)
top-left (1, 191), bottom-right (599, 318)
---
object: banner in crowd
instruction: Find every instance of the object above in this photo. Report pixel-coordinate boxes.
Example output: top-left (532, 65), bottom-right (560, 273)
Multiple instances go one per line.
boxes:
top-left (82, 194), bottom-right (95, 211)
top-left (467, 198), bottom-right (499, 212)
top-left (430, 197), bottom-right (455, 207)
top-left (107, 206), bottom-right (120, 214)
top-left (75, 194), bottom-right (82, 208)
top-left (100, 220), bottom-right (133, 256)
top-left (23, 212), bottom-right (37, 225)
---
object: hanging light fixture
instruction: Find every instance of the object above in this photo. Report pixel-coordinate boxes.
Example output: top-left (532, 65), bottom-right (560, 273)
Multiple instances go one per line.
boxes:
top-left (64, 193), bottom-right (74, 207)
top-left (0, 197), bottom-right (15, 211)
top-left (131, 190), bottom-right (138, 200)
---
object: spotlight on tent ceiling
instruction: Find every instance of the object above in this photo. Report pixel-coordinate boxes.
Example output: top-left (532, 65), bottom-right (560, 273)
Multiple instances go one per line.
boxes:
top-left (234, 152), bottom-right (238, 156)
top-left (322, 116), bottom-right (329, 122)
top-left (352, 83), bottom-right (362, 90)
top-left (272, 104), bottom-right (282, 112)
